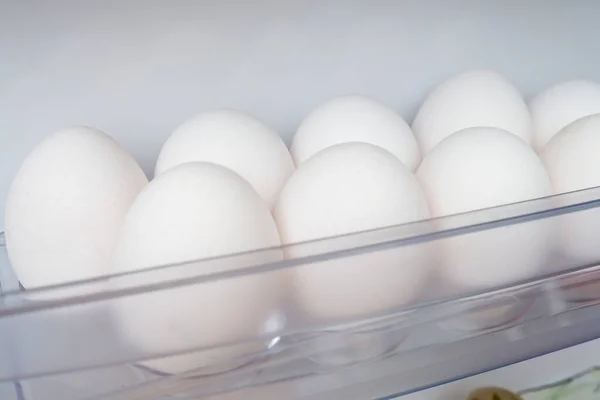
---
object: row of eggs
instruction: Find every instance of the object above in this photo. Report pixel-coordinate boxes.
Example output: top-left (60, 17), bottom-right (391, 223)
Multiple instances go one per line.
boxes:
top-left (5, 69), bottom-right (600, 374)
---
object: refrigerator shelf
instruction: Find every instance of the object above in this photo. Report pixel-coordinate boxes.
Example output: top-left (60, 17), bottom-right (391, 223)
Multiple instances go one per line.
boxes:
top-left (2, 187), bottom-right (600, 399)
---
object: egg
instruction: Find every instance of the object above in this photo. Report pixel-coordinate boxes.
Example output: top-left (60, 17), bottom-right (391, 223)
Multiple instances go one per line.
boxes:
top-left (412, 70), bottom-right (532, 155)
top-left (541, 113), bottom-right (600, 264)
top-left (291, 95), bottom-right (420, 170)
top-left (4, 126), bottom-right (148, 288)
top-left (275, 142), bottom-right (431, 322)
top-left (112, 162), bottom-right (284, 374)
top-left (155, 109), bottom-right (294, 210)
top-left (416, 127), bottom-right (553, 288)
top-left (530, 80), bottom-right (600, 152)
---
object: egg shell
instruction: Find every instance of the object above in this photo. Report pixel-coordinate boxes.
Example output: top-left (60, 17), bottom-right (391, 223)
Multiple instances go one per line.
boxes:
top-left (155, 109), bottom-right (294, 210)
top-left (275, 142), bottom-right (431, 322)
top-left (4, 126), bottom-right (148, 288)
top-left (291, 95), bottom-right (420, 170)
top-left (112, 162), bottom-right (284, 374)
top-left (541, 113), bottom-right (600, 264)
top-left (412, 70), bottom-right (532, 155)
top-left (530, 80), bottom-right (600, 152)
top-left (416, 127), bottom-right (553, 289)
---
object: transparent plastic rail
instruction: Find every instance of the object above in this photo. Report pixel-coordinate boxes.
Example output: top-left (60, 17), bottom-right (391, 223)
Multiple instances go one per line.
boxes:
top-left (2, 187), bottom-right (600, 399)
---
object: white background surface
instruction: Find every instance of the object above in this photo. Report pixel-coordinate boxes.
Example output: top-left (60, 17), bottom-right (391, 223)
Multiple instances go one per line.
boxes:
top-left (1, 0), bottom-right (600, 231)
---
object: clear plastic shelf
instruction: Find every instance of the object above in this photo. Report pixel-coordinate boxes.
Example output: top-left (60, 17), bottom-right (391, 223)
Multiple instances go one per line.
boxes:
top-left (2, 187), bottom-right (600, 399)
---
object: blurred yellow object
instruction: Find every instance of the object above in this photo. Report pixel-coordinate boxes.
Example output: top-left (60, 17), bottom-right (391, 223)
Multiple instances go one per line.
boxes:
top-left (467, 386), bottom-right (523, 400)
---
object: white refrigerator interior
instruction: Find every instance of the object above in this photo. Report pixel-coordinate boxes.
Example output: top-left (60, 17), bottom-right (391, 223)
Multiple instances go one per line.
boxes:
top-left (2, 0), bottom-right (600, 229)
top-left (2, 1), bottom-right (600, 399)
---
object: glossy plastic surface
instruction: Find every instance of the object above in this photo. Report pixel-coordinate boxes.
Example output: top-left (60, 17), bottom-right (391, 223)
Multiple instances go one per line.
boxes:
top-left (2, 187), bottom-right (600, 399)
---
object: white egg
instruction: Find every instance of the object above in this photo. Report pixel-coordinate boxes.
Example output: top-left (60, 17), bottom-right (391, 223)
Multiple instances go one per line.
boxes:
top-left (275, 143), bottom-right (431, 322)
top-left (155, 109), bottom-right (294, 210)
top-left (417, 127), bottom-right (553, 289)
top-left (4, 126), bottom-right (147, 288)
top-left (412, 70), bottom-right (532, 155)
top-left (530, 80), bottom-right (600, 152)
top-left (112, 162), bottom-right (284, 374)
top-left (541, 113), bottom-right (600, 264)
top-left (291, 95), bottom-right (420, 170)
